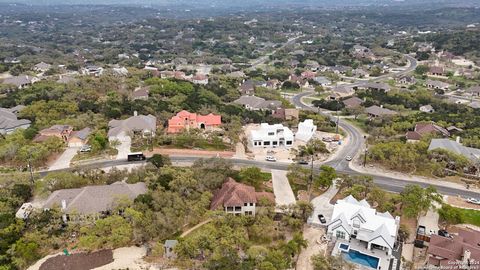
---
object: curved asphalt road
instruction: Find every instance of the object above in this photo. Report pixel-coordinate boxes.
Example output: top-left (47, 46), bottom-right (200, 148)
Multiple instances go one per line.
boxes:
top-left (41, 55), bottom-right (480, 197)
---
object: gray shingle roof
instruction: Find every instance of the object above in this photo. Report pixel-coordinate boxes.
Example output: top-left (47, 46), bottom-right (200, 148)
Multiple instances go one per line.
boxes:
top-left (0, 108), bottom-right (31, 133)
top-left (365, 105), bottom-right (397, 116)
top-left (428, 138), bottom-right (480, 161)
top-left (108, 114), bottom-right (156, 137)
top-left (43, 182), bottom-right (147, 215)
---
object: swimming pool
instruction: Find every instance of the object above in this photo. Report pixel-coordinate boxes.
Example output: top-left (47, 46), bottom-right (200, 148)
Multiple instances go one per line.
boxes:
top-left (342, 249), bottom-right (380, 269)
top-left (339, 243), bottom-right (349, 251)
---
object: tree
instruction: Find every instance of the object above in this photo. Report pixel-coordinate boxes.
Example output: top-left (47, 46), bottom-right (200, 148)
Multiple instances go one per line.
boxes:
top-left (238, 167), bottom-right (265, 190)
top-left (401, 185), bottom-right (441, 218)
top-left (311, 254), bottom-right (354, 270)
top-left (438, 204), bottom-right (464, 225)
top-left (148, 154), bottom-right (171, 169)
top-left (415, 65), bottom-right (429, 75)
top-left (315, 165), bottom-right (337, 189)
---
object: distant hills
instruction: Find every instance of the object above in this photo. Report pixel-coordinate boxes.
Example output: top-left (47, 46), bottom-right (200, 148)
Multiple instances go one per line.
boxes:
top-left (0, 0), bottom-right (478, 8)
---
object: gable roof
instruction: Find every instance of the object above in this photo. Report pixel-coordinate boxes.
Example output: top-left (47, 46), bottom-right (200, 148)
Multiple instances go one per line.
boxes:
top-left (365, 105), bottom-right (397, 116)
top-left (328, 195), bottom-right (398, 247)
top-left (2, 75), bottom-right (35, 87)
top-left (428, 228), bottom-right (480, 263)
top-left (70, 127), bottom-right (92, 141)
top-left (342, 96), bottom-right (364, 108)
top-left (428, 138), bottom-right (480, 161)
top-left (233, 96), bottom-right (282, 110)
top-left (0, 108), bottom-right (31, 132)
top-left (43, 182), bottom-right (147, 215)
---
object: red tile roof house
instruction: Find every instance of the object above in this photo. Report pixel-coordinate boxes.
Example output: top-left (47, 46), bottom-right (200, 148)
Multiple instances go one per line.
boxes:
top-left (427, 228), bottom-right (480, 269)
top-left (167, 110), bottom-right (221, 134)
top-left (406, 123), bottom-right (450, 142)
top-left (210, 178), bottom-right (274, 216)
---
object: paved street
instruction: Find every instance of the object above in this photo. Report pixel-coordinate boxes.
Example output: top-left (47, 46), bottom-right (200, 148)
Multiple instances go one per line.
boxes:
top-left (271, 169), bottom-right (296, 207)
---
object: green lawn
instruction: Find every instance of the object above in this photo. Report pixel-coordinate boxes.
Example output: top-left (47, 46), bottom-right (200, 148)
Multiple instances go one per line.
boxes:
top-left (457, 207), bottom-right (480, 227)
top-left (345, 118), bottom-right (368, 132)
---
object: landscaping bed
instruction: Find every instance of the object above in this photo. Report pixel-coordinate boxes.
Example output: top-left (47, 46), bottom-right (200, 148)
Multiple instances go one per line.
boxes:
top-left (39, 250), bottom-right (113, 270)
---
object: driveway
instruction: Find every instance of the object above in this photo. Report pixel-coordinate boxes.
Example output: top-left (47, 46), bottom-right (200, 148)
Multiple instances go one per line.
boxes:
top-left (271, 170), bottom-right (296, 207)
top-left (307, 183), bottom-right (338, 226)
top-left (115, 139), bottom-right (131, 160)
top-left (49, 147), bottom-right (80, 171)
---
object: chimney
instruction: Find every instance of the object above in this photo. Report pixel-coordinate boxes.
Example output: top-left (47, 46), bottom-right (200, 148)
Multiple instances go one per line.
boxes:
top-left (463, 249), bottom-right (471, 267)
top-left (134, 111), bottom-right (138, 117)
top-left (456, 136), bottom-right (461, 144)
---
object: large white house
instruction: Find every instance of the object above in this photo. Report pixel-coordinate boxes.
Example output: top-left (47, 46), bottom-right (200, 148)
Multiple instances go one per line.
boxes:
top-left (296, 119), bottom-right (317, 142)
top-left (250, 123), bottom-right (294, 148)
top-left (327, 195), bottom-right (400, 256)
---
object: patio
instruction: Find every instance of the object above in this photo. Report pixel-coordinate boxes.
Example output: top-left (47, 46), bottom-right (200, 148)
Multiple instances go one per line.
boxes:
top-left (332, 239), bottom-right (393, 270)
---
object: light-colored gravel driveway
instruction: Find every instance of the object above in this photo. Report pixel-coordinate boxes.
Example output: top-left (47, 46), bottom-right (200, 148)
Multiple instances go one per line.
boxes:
top-left (48, 147), bottom-right (79, 171)
top-left (307, 183), bottom-right (338, 226)
top-left (271, 169), bottom-right (296, 207)
top-left (115, 139), bottom-right (131, 160)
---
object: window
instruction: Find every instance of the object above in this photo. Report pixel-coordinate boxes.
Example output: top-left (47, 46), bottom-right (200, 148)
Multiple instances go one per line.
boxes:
top-left (286, 141), bottom-right (292, 145)
top-left (264, 141), bottom-right (270, 146)
top-left (353, 220), bottom-right (361, 228)
top-left (226, 207), bottom-right (233, 211)
top-left (245, 211), bottom-right (253, 215)
top-left (250, 203), bottom-right (254, 206)
top-left (336, 231), bottom-right (346, 239)
top-left (244, 203), bottom-right (248, 206)
top-left (235, 206), bottom-right (241, 211)
top-left (268, 132), bottom-right (275, 136)
top-left (272, 141), bottom-right (278, 145)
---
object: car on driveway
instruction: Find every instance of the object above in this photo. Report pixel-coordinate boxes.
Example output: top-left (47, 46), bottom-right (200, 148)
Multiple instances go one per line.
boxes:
top-left (345, 155), bottom-right (352, 161)
top-left (265, 156), bottom-right (277, 162)
top-left (467, 198), bottom-right (480, 205)
top-left (318, 214), bottom-right (326, 224)
top-left (79, 145), bottom-right (92, 153)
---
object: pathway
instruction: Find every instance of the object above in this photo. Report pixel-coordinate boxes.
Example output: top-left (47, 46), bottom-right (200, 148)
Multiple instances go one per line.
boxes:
top-left (180, 219), bottom-right (212, 238)
top-left (48, 147), bottom-right (79, 171)
top-left (271, 169), bottom-right (296, 207)
top-left (297, 183), bottom-right (339, 270)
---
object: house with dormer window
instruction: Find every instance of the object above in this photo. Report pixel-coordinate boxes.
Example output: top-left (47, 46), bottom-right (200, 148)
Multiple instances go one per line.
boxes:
top-left (327, 195), bottom-right (400, 256)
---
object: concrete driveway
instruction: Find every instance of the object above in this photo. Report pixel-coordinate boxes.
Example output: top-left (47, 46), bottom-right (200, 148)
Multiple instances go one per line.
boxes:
top-left (271, 170), bottom-right (296, 207)
top-left (115, 139), bottom-right (131, 161)
top-left (307, 183), bottom-right (338, 226)
top-left (49, 147), bottom-right (80, 171)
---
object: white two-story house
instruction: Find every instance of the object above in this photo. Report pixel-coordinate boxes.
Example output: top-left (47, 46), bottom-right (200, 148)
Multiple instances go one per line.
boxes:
top-left (250, 123), bottom-right (294, 148)
top-left (327, 195), bottom-right (400, 256)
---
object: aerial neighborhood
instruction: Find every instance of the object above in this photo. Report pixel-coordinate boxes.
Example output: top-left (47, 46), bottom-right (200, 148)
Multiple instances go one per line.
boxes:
top-left (0, 1), bottom-right (480, 270)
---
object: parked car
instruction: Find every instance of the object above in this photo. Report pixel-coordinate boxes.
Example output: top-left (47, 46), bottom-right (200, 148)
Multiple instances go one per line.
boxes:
top-left (318, 214), bottom-right (326, 224)
top-left (297, 159), bottom-right (309, 165)
top-left (467, 198), bottom-right (480, 205)
top-left (79, 145), bottom-right (92, 152)
top-left (438, 229), bottom-right (450, 237)
top-left (345, 156), bottom-right (352, 161)
top-left (265, 156), bottom-right (277, 162)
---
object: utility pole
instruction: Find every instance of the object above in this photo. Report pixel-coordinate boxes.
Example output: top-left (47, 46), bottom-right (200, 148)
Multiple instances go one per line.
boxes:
top-left (27, 152), bottom-right (34, 185)
top-left (363, 135), bottom-right (368, 167)
top-left (308, 153), bottom-right (314, 200)
top-left (335, 105), bottom-right (339, 134)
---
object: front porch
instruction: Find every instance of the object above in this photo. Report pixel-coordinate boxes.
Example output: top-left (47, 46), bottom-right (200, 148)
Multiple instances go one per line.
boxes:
top-left (332, 239), bottom-right (393, 270)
